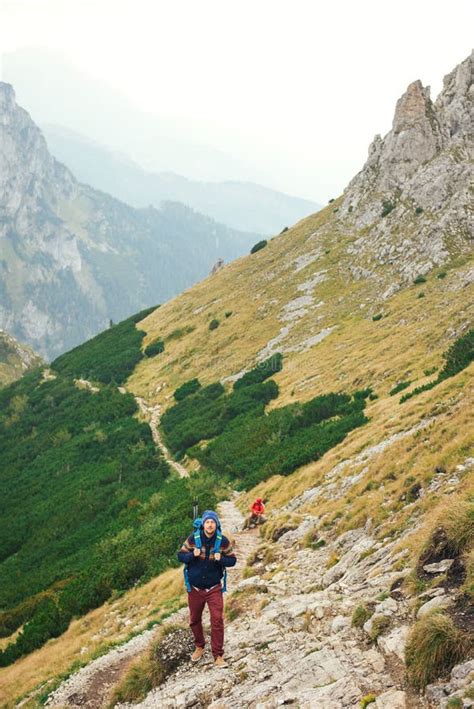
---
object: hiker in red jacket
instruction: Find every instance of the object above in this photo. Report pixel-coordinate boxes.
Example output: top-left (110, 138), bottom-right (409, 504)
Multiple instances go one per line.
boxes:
top-left (244, 497), bottom-right (266, 528)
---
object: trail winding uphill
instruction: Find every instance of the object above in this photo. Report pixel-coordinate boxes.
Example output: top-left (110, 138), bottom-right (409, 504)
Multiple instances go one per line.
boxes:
top-left (134, 396), bottom-right (189, 478)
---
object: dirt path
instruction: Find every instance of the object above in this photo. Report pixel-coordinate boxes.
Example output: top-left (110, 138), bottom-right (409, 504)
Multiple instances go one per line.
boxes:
top-left (135, 396), bottom-right (189, 478)
top-left (44, 498), bottom-right (259, 708)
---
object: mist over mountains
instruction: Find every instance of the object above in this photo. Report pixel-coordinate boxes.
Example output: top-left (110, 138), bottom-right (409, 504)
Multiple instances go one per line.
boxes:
top-left (0, 82), bottom-right (262, 360)
top-left (42, 123), bottom-right (318, 235)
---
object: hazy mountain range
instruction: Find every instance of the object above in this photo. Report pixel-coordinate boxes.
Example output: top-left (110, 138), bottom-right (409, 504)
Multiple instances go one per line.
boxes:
top-left (42, 123), bottom-right (319, 235)
top-left (0, 81), bottom-right (262, 360)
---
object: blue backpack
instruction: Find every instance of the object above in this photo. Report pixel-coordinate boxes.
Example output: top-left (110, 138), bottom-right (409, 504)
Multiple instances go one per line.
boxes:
top-left (183, 517), bottom-right (227, 593)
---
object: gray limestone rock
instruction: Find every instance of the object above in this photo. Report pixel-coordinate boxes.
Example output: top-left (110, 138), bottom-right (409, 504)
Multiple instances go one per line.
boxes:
top-left (423, 559), bottom-right (454, 574)
top-left (417, 594), bottom-right (452, 618)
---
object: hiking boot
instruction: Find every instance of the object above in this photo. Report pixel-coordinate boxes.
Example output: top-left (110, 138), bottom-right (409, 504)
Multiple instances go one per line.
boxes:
top-left (191, 647), bottom-right (205, 662)
top-left (214, 656), bottom-right (228, 668)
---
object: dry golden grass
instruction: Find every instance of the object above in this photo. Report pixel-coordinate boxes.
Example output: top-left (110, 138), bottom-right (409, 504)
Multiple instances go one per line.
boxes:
top-left (127, 202), bottom-right (472, 422)
top-left (406, 611), bottom-right (472, 688)
top-left (0, 569), bottom-right (185, 708)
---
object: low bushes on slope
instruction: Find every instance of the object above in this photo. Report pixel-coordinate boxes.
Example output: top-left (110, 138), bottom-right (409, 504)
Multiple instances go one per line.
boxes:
top-left (162, 356), bottom-right (370, 489)
top-left (197, 392), bottom-right (368, 489)
top-left (161, 357), bottom-right (281, 456)
top-left (0, 319), bottom-right (218, 666)
top-left (400, 329), bottom-right (474, 402)
top-left (52, 306), bottom-right (157, 384)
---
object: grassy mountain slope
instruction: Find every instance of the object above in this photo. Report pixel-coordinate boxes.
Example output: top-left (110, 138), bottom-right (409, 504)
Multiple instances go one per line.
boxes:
top-left (0, 55), bottom-right (472, 707)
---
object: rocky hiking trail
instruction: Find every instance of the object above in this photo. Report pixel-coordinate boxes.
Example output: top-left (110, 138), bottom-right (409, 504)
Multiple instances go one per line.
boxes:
top-left (44, 499), bottom-right (259, 709)
top-left (43, 487), bottom-right (474, 708)
top-left (135, 397), bottom-right (189, 478)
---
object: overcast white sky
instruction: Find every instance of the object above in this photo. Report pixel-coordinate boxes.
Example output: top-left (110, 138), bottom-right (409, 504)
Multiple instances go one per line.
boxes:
top-left (1, 0), bottom-right (473, 201)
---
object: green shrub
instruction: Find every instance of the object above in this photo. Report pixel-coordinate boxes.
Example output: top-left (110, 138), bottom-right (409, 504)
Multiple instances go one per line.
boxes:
top-left (372, 313), bottom-right (383, 322)
top-left (360, 695), bottom-right (376, 708)
top-left (144, 339), bottom-right (164, 357)
top-left (415, 206), bottom-right (424, 215)
top-left (369, 615), bottom-right (390, 641)
top-left (439, 329), bottom-right (474, 380)
top-left (417, 292), bottom-right (425, 299)
top-left (209, 319), bottom-right (220, 331)
top-left (381, 200), bottom-right (395, 217)
top-left (52, 306), bottom-right (156, 384)
top-left (414, 275), bottom-right (427, 285)
top-left (174, 378), bottom-right (201, 402)
top-left (352, 605), bottom-right (372, 628)
top-left (389, 381), bottom-right (411, 396)
top-left (196, 391), bottom-right (369, 489)
top-left (446, 697), bottom-right (463, 708)
top-left (401, 329), bottom-right (474, 402)
top-left (225, 311), bottom-right (232, 318)
top-left (234, 353), bottom-right (283, 390)
top-left (250, 240), bottom-right (268, 254)
top-left (437, 271), bottom-right (447, 279)
top-left (406, 612), bottom-right (471, 688)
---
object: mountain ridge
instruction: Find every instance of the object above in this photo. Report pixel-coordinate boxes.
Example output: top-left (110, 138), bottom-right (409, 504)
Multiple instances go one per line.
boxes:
top-left (0, 82), bottom-right (261, 360)
top-left (41, 122), bottom-right (319, 235)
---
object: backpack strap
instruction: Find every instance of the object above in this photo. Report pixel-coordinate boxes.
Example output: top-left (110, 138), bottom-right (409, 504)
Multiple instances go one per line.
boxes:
top-left (214, 530), bottom-right (227, 593)
top-left (193, 527), bottom-right (202, 549)
top-left (213, 530), bottom-right (222, 554)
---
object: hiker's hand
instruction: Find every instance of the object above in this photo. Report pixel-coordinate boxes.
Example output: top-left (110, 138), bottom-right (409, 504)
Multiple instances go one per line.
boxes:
top-left (214, 552), bottom-right (221, 561)
top-left (193, 547), bottom-right (201, 557)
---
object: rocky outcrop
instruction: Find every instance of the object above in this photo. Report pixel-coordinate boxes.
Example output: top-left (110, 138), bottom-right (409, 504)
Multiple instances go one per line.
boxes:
top-left (339, 51), bottom-right (473, 284)
top-left (0, 83), bottom-right (259, 359)
top-left (0, 328), bottom-right (43, 386)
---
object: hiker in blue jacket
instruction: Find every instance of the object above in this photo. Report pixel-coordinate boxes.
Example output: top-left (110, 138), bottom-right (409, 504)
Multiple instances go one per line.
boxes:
top-left (178, 510), bottom-right (236, 668)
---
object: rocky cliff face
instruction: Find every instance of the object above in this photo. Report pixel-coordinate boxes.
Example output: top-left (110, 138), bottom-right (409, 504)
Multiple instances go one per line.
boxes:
top-left (0, 84), bottom-right (259, 360)
top-left (339, 51), bottom-right (473, 285)
top-left (0, 329), bottom-right (42, 386)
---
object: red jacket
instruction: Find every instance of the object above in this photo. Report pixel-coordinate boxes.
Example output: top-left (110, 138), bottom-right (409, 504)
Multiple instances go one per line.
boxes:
top-left (251, 500), bottom-right (265, 516)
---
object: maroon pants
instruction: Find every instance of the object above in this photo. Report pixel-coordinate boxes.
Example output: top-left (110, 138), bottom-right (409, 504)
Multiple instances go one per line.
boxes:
top-left (188, 585), bottom-right (224, 658)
